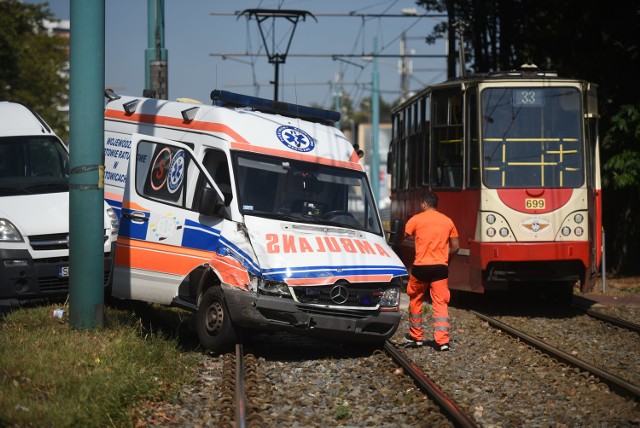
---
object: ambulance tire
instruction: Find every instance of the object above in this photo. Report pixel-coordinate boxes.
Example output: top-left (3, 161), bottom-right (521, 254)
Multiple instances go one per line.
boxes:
top-left (196, 286), bottom-right (237, 353)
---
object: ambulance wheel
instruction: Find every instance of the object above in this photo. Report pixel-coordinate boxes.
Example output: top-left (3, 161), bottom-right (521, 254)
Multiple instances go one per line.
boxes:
top-left (196, 286), bottom-right (236, 353)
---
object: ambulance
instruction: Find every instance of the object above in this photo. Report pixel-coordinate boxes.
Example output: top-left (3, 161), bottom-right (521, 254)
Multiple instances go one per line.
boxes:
top-left (0, 101), bottom-right (117, 300)
top-left (103, 89), bottom-right (408, 351)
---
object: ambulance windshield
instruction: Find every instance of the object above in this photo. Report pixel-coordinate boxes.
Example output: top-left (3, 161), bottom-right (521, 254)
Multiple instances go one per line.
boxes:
top-left (233, 152), bottom-right (382, 235)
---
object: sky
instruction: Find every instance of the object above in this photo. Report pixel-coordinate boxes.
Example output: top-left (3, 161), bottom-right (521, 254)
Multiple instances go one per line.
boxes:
top-left (28, 0), bottom-right (448, 109)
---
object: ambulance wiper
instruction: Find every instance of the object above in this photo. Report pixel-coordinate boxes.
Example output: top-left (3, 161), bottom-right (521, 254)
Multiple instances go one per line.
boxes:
top-left (248, 211), bottom-right (299, 222)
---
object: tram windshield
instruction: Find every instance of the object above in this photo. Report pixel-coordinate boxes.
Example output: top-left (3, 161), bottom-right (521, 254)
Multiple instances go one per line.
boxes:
top-left (481, 87), bottom-right (584, 188)
top-left (232, 152), bottom-right (382, 235)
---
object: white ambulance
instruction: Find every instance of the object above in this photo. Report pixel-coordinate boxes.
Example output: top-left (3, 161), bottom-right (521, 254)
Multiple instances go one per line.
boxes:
top-left (103, 89), bottom-right (407, 351)
top-left (0, 101), bottom-right (118, 300)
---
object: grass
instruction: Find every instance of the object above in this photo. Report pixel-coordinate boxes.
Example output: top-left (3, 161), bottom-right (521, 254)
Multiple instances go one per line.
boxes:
top-left (0, 299), bottom-right (202, 427)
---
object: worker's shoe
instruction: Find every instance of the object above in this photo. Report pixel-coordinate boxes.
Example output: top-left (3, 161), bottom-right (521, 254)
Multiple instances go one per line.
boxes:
top-left (404, 333), bottom-right (423, 347)
top-left (438, 342), bottom-right (450, 352)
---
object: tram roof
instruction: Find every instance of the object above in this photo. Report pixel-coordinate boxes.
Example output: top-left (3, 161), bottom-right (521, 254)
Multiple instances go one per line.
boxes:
top-left (392, 64), bottom-right (592, 113)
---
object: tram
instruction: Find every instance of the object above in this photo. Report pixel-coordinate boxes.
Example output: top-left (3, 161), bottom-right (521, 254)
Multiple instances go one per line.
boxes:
top-left (387, 64), bottom-right (602, 297)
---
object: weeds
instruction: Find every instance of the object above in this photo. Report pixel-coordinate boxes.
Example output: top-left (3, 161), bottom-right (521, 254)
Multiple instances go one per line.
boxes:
top-left (0, 302), bottom-right (201, 426)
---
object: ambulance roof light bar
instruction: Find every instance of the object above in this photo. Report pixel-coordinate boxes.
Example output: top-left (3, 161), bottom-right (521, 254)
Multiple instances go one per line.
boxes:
top-left (210, 89), bottom-right (340, 126)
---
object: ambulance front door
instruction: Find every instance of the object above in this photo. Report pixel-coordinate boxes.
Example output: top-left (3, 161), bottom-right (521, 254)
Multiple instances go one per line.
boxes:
top-left (112, 133), bottom-right (225, 304)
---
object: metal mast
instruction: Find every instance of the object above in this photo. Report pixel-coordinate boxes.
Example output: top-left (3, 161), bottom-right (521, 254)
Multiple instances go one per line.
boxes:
top-left (238, 9), bottom-right (316, 101)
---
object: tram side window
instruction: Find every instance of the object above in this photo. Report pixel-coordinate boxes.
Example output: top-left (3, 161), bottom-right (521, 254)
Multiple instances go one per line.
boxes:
top-left (431, 90), bottom-right (463, 189)
top-left (421, 95), bottom-right (431, 186)
top-left (467, 88), bottom-right (481, 188)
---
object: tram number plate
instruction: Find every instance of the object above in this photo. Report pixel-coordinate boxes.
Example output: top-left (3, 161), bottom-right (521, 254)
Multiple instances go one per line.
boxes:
top-left (525, 198), bottom-right (545, 209)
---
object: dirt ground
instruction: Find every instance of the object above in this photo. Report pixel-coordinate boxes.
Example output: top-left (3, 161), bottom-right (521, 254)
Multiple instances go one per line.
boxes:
top-left (589, 275), bottom-right (640, 296)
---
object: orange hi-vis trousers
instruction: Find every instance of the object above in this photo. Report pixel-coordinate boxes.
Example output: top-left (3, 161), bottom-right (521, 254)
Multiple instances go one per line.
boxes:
top-left (407, 273), bottom-right (450, 345)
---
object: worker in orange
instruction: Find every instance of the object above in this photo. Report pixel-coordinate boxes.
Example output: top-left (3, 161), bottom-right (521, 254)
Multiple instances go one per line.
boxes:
top-left (404, 191), bottom-right (459, 351)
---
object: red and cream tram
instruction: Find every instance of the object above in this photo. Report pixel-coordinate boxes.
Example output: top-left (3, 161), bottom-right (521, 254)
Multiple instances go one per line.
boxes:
top-left (387, 65), bottom-right (602, 298)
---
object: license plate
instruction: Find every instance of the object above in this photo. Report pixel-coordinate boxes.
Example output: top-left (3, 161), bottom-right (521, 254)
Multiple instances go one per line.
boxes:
top-left (58, 265), bottom-right (69, 278)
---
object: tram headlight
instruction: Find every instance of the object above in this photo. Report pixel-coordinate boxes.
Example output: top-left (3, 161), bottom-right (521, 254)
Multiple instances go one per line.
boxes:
top-left (499, 228), bottom-right (509, 237)
top-left (562, 226), bottom-right (571, 236)
top-left (486, 227), bottom-right (496, 237)
top-left (575, 227), bottom-right (584, 237)
top-left (486, 214), bottom-right (496, 225)
top-left (574, 213), bottom-right (584, 224)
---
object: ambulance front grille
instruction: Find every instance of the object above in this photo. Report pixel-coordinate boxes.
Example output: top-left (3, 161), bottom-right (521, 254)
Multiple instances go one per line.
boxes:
top-left (292, 285), bottom-right (385, 307)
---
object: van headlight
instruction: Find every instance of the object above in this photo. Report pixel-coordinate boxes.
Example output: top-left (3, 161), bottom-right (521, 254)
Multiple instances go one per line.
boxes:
top-left (106, 207), bottom-right (119, 239)
top-left (0, 219), bottom-right (23, 242)
top-left (379, 287), bottom-right (400, 307)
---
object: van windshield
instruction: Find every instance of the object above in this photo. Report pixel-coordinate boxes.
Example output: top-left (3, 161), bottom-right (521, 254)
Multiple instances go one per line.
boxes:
top-left (0, 136), bottom-right (69, 196)
top-left (232, 152), bottom-right (382, 235)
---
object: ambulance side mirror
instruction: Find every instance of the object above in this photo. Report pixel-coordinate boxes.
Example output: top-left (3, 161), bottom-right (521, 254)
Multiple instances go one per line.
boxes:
top-left (198, 187), bottom-right (227, 218)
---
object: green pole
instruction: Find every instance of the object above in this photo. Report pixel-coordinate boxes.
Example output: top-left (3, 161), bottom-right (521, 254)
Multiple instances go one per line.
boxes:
top-left (371, 37), bottom-right (380, 206)
top-left (146, 0), bottom-right (168, 98)
top-left (69, 0), bottom-right (105, 329)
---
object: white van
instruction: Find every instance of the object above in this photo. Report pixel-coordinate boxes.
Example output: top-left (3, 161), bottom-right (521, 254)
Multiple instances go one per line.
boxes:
top-left (0, 101), bottom-right (118, 300)
top-left (103, 90), bottom-right (408, 351)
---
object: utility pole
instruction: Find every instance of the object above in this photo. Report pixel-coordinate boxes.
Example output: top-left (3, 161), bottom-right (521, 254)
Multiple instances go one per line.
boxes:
top-left (145, 0), bottom-right (168, 99)
top-left (399, 32), bottom-right (411, 102)
top-left (69, 0), bottom-right (105, 329)
top-left (333, 71), bottom-right (342, 129)
top-left (371, 37), bottom-right (380, 206)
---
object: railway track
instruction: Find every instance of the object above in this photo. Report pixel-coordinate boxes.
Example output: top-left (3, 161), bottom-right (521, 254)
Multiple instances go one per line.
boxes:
top-left (383, 341), bottom-right (478, 427)
top-left (213, 334), bottom-right (481, 427)
top-left (573, 305), bottom-right (640, 334)
top-left (471, 310), bottom-right (640, 402)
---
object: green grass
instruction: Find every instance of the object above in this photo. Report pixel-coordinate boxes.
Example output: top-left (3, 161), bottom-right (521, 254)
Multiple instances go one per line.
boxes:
top-left (0, 300), bottom-right (202, 426)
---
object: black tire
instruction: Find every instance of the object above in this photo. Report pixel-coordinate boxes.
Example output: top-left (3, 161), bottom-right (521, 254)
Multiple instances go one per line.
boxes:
top-left (196, 286), bottom-right (236, 353)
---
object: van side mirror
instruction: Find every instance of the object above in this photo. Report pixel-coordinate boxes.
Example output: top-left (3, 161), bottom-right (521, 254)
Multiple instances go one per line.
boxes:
top-left (387, 219), bottom-right (405, 247)
top-left (198, 187), bottom-right (227, 218)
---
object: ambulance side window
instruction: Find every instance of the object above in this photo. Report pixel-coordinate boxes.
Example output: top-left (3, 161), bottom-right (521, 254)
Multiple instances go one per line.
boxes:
top-left (136, 140), bottom-right (201, 209)
top-left (201, 150), bottom-right (232, 206)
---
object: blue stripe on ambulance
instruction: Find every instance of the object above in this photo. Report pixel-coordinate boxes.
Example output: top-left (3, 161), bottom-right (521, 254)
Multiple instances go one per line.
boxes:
top-left (180, 219), bottom-right (261, 275)
top-left (118, 208), bottom-right (150, 240)
top-left (182, 219), bottom-right (221, 251)
top-left (261, 264), bottom-right (408, 282)
top-left (105, 197), bottom-right (123, 220)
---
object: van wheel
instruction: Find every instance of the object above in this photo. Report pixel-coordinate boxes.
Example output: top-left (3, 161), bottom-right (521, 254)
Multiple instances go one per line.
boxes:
top-left (196, 287), bottom-right (236, 353)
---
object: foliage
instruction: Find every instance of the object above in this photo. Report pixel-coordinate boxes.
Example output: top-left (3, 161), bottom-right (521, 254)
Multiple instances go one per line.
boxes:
top-left (0, 0), bottom-right (69, 141)
top-left (0, 302), bottom-right (201, 426)
top-left (602, 105), bottom-right (640, 189)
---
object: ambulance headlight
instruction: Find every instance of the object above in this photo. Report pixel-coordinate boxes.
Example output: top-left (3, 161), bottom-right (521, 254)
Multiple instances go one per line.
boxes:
top-left (0, 219), bottom-right (23, 242)
top-left (254, 276), bottom-right (291, 297)
top-left (379, 287), bottom-right (400, 307)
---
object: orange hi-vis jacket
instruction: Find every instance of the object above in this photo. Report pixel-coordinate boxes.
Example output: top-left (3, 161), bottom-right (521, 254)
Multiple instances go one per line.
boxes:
top-left (405, 209), bottom-right (458, 266)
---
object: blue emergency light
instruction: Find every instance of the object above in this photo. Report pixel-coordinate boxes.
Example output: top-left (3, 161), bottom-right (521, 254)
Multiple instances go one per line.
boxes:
top-left (210, 89), bottom-right (341, 126)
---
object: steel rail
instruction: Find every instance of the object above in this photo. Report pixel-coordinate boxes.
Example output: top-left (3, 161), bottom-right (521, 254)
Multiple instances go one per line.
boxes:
top-left (574, 306), bottom-right (640, 334)
top-left (235, 343), bottom-right (247, 428)
top-left (471, 310), bottom-right (640, 402)
top-left (384, 341), bottom-right (479, 428)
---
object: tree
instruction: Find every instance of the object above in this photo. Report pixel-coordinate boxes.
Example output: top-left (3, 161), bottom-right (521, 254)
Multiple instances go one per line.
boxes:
top-left (0, 1), bottom-right (69, 141)
top-left (416, 0), bottom-right (640, 275)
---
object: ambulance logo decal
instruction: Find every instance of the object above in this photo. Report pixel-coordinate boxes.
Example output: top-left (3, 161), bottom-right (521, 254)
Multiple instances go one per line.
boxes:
top-left (150, 213), bottom-right (183, 241)
top-left (167, 150), bottom-right (185, 193)
top-left (519, 217), bottom-right (551, 235)
top-left (276, 126), bottom-right (315, 152)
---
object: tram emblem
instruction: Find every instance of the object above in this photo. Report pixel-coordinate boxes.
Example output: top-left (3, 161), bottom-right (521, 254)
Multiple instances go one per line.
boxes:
top-left (519, 217), bottom-right (551, 235)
